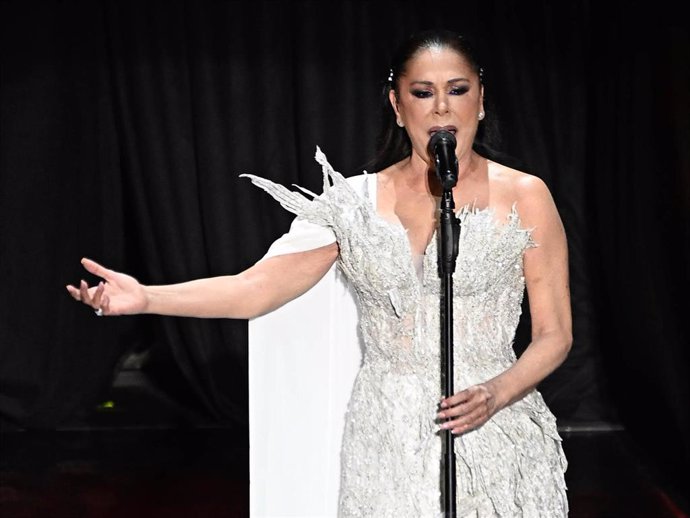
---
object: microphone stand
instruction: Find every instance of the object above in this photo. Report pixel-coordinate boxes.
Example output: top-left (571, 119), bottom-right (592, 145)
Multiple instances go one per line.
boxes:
top-left (437, 164), bottom-right (460, 518)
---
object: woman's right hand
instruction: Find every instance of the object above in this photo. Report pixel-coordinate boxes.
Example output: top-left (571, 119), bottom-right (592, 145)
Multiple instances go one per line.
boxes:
top-left (66, 258), bottom-right (148, 316)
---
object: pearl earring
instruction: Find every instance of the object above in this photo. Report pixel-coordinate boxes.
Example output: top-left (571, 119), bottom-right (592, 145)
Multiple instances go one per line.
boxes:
top-left (397, 119), bottom-right (404, 127)
top-left (478, 111), bottom-right (485, 121)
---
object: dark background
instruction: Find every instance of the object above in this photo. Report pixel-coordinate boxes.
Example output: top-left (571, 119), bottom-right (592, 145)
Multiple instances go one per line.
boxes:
top-left (1, 0), bottom-right (688, 507)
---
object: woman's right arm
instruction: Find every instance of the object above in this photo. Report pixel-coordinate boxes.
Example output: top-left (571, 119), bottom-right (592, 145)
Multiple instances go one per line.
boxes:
top-left (66, 243), bottom-right (339, 319)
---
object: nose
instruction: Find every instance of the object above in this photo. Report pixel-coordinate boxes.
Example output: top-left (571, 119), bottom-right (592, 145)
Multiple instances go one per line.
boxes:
top-left (434, 92), bottom-right (449, 115)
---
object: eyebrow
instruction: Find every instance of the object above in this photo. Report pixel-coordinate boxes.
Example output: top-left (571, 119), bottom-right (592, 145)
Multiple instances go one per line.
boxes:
top-left (409, 78), bottom-right (470, 87)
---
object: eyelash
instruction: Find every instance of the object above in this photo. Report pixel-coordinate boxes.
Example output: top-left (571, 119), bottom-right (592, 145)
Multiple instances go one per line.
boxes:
top-left (411, 86), bottom-right (470, 98)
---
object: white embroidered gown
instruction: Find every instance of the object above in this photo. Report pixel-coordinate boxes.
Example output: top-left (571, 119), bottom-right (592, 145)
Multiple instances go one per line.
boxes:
top-left (245, 148), bottom-right (568, 517)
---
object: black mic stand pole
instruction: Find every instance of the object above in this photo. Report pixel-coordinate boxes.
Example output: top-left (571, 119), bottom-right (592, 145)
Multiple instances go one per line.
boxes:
top-left (438, 169), bottom-right (460, 518)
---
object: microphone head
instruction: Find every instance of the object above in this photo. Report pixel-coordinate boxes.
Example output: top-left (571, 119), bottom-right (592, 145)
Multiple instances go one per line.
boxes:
top-left (428, 130), bottom-right (457, 152)
top-left (428, 130), bottom-right (458, 190)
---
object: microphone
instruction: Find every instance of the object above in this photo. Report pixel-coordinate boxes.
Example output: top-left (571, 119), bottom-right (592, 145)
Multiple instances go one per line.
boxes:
top-left (428, 130), bottom-right (458, 190)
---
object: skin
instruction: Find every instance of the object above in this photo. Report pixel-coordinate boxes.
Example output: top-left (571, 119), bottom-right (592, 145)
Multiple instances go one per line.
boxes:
top-left (381, 47), bottom-right (571, 434)
top-left (67, 46), bottom-right (572, 436)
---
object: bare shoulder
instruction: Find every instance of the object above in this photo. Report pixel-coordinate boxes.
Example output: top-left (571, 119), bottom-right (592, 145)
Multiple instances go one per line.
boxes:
top-left (376, 161), bottom-right (401, 186)
top-left (375, 161), bottom-right (405, 205)
top-left (487, 161), bottom-right (559, 228)
top-left (488, 161), bottom-right (551, 202)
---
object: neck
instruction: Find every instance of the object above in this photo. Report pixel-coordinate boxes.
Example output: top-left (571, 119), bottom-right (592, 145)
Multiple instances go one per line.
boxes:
top-left (456, 149), bottom-right (479, 181)
top-left (398, 149), bottom-right (481, 196)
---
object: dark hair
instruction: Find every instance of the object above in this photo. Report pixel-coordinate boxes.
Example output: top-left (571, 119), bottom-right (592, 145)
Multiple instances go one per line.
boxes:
top-left (366, 29), bottom-right (501, 172)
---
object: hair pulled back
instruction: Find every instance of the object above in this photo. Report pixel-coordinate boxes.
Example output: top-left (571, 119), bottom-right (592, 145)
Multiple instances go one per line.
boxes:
top-left (368, 29), bottom-right (498, 173)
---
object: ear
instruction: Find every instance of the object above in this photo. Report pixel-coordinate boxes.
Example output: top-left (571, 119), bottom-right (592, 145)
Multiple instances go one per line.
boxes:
top-left (388, 88), bottom-right (402, 121)
top-left (479, 85), bottom-right (485, 113)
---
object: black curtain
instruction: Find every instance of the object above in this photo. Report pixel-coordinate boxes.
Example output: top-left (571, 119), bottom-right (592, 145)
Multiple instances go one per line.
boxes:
top-left (1, 0), bottom-right (688, 495)
top-left (587, 4), bottom-right (690, 493)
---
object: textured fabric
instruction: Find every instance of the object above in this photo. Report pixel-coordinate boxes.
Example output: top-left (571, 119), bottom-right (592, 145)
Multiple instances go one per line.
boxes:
top-left (248, 177), bottom-right (368, 517)
top-left (248, 260), bottom-right (362, 517)
top-left (244, 148), bottom-right (568, 517)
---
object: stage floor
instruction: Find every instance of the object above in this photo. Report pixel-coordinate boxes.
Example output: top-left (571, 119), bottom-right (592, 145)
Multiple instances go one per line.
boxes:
top-left (1, 372), bottom-right (687, 518)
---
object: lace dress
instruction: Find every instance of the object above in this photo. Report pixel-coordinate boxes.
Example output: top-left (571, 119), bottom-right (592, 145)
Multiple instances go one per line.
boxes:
top-left (243, 148), bottom-right (568, 517)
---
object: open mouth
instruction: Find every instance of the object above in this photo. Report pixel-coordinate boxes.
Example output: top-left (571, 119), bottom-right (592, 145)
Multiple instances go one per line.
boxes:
top-left (428, 125), bottom-right (457, 137)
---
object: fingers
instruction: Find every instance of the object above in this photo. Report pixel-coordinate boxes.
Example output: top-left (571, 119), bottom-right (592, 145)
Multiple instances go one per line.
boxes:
top-left (440, 387), bottom-right (472, 409)
top-left (66, 259), bottom-right (114, 315)
top-left (441, 405), bottom-right (488, 434)
top-left (79, 279), bottom-right (91, 304)
top-left (440, 385), bottom-right (488, 413)
top-left (65, 284), bottom-right (81, 301)
top-left (437, 385), bottom-right (495, 434)
top-left (100, 294), bottom-right (111, 315)
top-left (68, 279), bottom-right (105, 310)
top-left (81, 257), bottom-right (113, 282)
top-left (439, 395), bottom-right (482, 420)
top-left (91, 281), bottom-right (105, 308)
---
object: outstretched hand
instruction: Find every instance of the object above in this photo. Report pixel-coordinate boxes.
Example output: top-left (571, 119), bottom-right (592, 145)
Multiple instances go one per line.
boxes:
top-left (66, 258), bottom-right (148, 316)
top-left (437, 383), bottom-right (500, 435)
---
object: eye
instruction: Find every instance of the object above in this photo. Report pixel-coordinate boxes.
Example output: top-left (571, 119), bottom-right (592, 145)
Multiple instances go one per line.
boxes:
top-left (411, 89), bottom-right (433, 99)
top-left (450, 85), bottom-right (470, 95)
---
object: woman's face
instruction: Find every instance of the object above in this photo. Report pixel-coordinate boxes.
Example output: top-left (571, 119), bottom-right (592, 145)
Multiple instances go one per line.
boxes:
top-left (389, 46), bottom-right (484, 165)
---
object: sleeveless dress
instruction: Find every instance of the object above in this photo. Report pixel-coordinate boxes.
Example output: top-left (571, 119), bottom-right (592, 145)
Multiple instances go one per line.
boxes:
top-left (244, 148), bottom-right (568, 517)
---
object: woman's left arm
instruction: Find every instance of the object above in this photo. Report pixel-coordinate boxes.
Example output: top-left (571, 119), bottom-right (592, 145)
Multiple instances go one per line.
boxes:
top-left (438, 175), bottom-right (572, 434)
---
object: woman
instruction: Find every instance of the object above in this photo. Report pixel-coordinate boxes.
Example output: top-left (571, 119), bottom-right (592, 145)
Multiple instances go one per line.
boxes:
top-left (68, 29), bottom-right (571, 517)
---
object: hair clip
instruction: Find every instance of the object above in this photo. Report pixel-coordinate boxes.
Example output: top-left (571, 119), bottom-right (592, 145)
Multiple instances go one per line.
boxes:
top-left (388, 68), bottom-right (394, 83)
